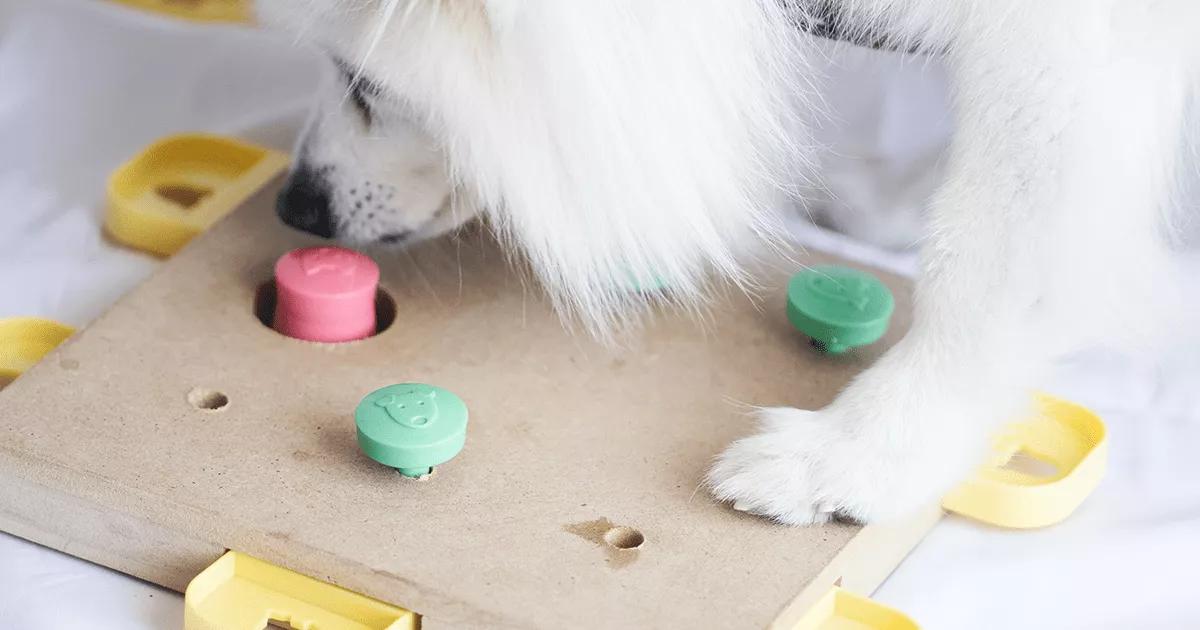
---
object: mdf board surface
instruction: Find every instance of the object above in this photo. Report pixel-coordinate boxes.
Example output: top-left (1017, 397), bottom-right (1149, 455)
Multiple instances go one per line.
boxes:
top-left (0, 177), bottom-right (932, 629)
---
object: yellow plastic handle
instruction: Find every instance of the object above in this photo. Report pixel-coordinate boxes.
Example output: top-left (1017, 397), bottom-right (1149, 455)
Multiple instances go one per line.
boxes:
top-left (108, 0), bottom-right (252, 23)
top-left (943, 395), bottom-right (1107, 528)
top-left (184, 552), bottom-right (417, 630)
top-left (106, 134), bottom-right (289, 257)
top-left (0, 317), bottom-right (74, 385)
top-left (792, 586), bottom-right (919, 630)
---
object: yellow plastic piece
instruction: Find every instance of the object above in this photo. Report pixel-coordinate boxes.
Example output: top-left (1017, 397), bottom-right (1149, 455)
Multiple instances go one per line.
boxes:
top-left (0, 317), bottom-right (74, 384)
top-left (943, 395), bottom-right (1107, 529)
top-left (793, 587), bottom-right (920, 630)
top-left (184, 551), bottom-right (417, 630)
top-left (106, 134), bottom-right (289, 257)
top-left (108, 0), bottom-right (252, 24)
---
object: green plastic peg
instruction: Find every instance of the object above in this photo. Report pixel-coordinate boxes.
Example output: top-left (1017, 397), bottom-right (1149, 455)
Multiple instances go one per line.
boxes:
top-left (355, 383), bottom-right (468, 477)
top-left (618, 267), bottom-right (667, 293)
top-left (786, 265), bottom-right (894, 355)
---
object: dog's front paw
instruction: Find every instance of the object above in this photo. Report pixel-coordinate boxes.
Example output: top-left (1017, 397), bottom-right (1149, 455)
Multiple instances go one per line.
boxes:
top-left (707, 408), bottom-right (844, 525)
top-left (707, 405), bottom-right (975, 525)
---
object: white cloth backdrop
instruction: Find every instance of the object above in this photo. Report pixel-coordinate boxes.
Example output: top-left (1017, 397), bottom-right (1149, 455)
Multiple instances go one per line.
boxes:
top-left (1, 1), bottom-right (1198, 628)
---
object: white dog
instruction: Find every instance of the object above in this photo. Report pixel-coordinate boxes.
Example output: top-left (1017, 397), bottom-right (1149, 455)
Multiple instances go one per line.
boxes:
top-left (257, 0), bottom-right (1200, 525)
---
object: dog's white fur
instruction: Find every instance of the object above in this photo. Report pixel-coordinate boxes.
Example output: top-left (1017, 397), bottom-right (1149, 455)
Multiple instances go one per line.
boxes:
top-left (258, 0), bottom-right (1200, 524)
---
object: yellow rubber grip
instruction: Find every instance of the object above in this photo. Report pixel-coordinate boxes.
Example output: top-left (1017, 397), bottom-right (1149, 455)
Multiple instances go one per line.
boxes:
top-left (943, 394), bottom-right (1107, 529)
top-left (0, 317), bottom-right (74, 385)
top-left (106, 134), bottom-right (289, 257)
top-left (184, 552), bottom-right (417, 630)
top-left (108, 0), bottom-right (252, 24)
top-left (792, 586), bottom-right (919, 630)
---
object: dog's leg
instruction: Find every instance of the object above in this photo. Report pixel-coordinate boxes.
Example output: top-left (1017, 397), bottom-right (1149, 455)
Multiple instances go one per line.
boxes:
top-left (709, 3), bottom-right (1196, 524)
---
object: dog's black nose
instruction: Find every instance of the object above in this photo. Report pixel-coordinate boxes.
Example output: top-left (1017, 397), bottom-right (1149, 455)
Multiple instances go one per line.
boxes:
top-left (276, 163), bottom-right (337, 238)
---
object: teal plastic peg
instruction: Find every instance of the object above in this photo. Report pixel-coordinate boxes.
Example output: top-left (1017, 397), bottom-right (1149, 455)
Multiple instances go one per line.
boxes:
top-left (786, 265), bottom-right (894, 354)
top-left (355, 383), bottom-right (468, 477)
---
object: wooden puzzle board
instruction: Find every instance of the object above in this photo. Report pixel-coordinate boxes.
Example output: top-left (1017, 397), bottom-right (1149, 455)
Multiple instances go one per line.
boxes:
top-left (0, 176), bottom-right (939, 629)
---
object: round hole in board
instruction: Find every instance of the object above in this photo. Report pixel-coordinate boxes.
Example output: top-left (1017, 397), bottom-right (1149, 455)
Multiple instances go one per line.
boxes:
top-left (603, 526), bottom-right (645, 550)
top-left (252, 280), bottom-right (396, 340)
top-left (187, 387), bottom-right (229, 411)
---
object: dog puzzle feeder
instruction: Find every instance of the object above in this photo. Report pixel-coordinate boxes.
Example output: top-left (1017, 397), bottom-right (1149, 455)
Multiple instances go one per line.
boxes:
top-left (0, 127), bottom-right (1115, 628)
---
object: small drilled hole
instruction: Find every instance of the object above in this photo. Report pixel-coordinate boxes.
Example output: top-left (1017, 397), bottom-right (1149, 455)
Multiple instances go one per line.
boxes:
top-left (156, 183), bottom-right (212, 209)
top-left (1001, 450), bottom-right (1059, 478)
top-left (253, 280), bottom-right (396, 340)
top-left (603, 526), bottom-right (644, 550)
top-left (188, 387), bottom-right (229, 411)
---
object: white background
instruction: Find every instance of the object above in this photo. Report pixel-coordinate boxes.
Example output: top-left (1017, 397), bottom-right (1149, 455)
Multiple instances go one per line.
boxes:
top-left (1, 1), bottom-right (1198, 628)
